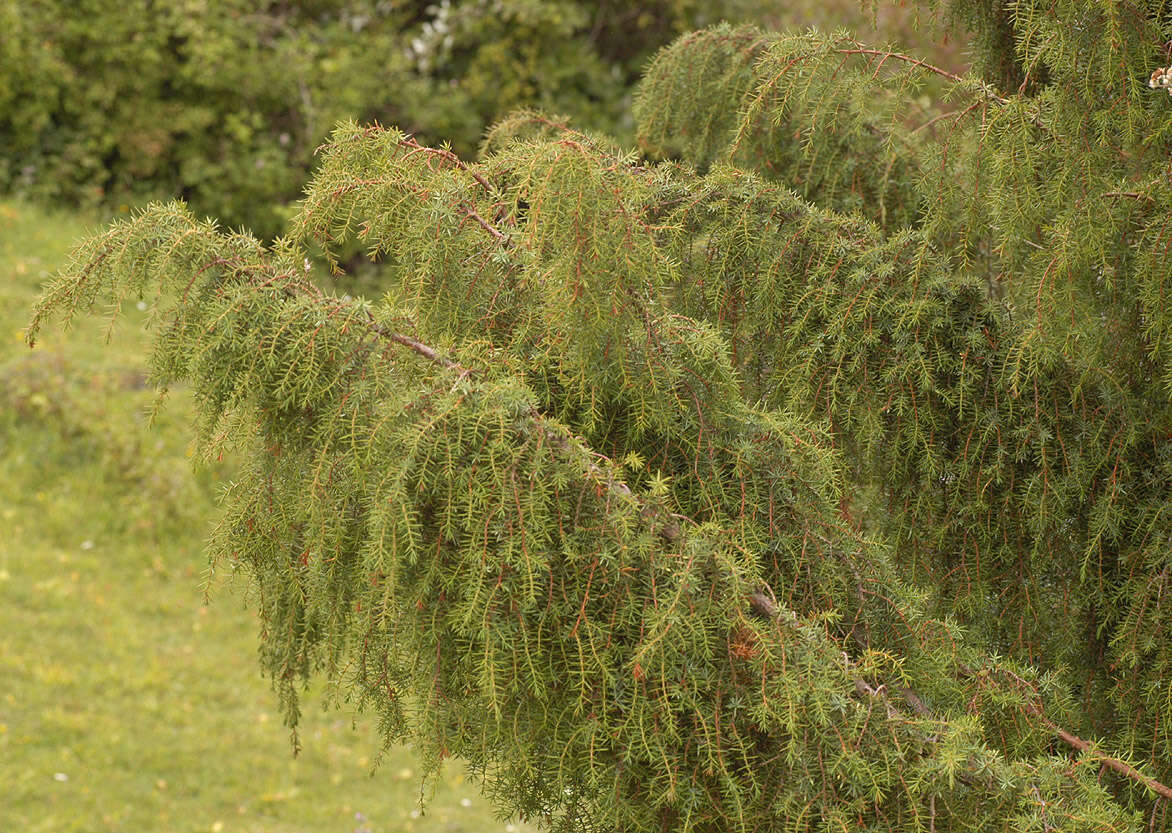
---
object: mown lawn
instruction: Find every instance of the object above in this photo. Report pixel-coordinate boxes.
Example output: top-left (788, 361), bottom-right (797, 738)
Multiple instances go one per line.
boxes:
top-left (0, 201), bottom-right (534, 833)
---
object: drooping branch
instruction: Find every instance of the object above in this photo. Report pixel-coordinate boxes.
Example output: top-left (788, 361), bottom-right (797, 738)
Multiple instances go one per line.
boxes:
top-left (1040, 718), bottom-right (1172, 801)
top-left (954, 665), bottom-right (1172, 802)
top-left (398, 135), bottom-right (496, 195)
top-left (835, 41), bottom-right (999, 100)
top-left (833, 38), bottom-right (1047, 129)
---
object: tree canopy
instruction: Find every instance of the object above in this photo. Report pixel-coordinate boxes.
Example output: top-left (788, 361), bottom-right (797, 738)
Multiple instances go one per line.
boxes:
top-left (0, 0), bottom-right (779, 236)
top-left (28, 1), bottom-right (1172, 830)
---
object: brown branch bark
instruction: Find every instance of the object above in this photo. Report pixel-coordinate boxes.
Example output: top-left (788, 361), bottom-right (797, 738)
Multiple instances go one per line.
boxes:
top-left (954, 664), bottom-right (1172, 801)
top-left (369, 323), bottom-right (470, 373)
top-left (399, 136), bottom-right (495, 194)
top-left (748, 589), bottom-right (779, 618)
top-left (1104, 191), bottom-right (1156, 202)
top-left (834, 39), bottom-right (1046, 129)
top-left (462, 204), bottom-right (510, 244)
top-left (836, 43), bottom-right (983, 95)
top-left (1039, 717), bottom-right (1172, 801)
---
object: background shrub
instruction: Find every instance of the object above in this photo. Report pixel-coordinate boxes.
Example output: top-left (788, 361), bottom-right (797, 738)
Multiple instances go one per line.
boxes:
top-left (0, 0), bottom-right (804, 237)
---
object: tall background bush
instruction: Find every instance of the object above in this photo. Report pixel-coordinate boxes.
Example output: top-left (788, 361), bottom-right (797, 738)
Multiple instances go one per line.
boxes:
top-left (0, 0), bottom-right (814, 237)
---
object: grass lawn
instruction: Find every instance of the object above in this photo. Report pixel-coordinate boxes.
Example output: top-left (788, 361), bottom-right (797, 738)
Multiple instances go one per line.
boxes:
top-left (0, 201), bottom-right (535, 833)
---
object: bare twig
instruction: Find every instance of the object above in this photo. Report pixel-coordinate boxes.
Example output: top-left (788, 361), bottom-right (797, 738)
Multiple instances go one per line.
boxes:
top-left (836, 44), bottom-right (977, 91)
top-left (399, 136), bottom-right (495, 194)
top-left (462, 204), bottom-right (511, 244)
top-left (1103, 191), bottom-right (1156, 202)
top-left (392, 139), bottom-right (509, 243)
top-left (1037, 717), bottom-right (1172, 801)
top-left (361, 312), bottom-right (472, 374)
top-left (956, 664), bottom-right (1172, 801)
top-left (911, 109), bottom-right (967, 134)
top-left (835, 39), bottom-right (1046, 129)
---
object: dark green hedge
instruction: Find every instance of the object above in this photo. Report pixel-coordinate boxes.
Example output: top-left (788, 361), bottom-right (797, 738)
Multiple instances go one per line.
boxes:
top-left (0, 0), bottom-right (763, 237)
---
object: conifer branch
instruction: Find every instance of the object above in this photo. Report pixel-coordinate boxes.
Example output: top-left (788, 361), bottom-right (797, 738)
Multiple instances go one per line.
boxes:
top-left (836, 42), bottom-right (994, 100)
top-left (363, 315), bottom-right (473, 374)
top-left (397, 136), bottom-right (495, 194)
top-left (462, 204), bottom-right (511, 244)
top-left (1038, 717), bottom-right (1172, 801)
top-left (956, 664), bottom-right (1172, 801)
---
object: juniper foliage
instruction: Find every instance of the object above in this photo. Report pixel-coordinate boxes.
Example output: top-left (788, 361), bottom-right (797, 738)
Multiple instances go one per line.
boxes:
top-left (28, 2), bottom-right (1172, 830)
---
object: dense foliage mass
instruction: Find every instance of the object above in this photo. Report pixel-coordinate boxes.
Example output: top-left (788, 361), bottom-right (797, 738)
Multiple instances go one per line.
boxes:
top-left (0, 0), bottom-right (769, 237)
top-left (636, 11), bottom-right (1172, 799)
top-left (28, 1), bottom-right (1172, 830)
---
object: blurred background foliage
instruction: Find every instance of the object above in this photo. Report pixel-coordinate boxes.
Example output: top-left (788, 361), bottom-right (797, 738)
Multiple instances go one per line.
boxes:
top-left (0, 0), bottom-right (959, 238)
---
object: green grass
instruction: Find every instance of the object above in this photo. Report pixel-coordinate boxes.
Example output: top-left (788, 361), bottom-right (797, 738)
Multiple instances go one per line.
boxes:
top-left (0, 201), bottom-right (536, 833)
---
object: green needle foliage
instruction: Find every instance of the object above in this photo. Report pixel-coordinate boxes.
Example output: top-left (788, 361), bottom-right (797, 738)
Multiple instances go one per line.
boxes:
top-left (27, 1), bottom-right (1172, 829)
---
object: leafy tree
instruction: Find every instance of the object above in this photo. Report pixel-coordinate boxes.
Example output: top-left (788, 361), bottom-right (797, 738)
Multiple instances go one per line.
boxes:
top-left (0, 0), bottom-right (774, 237)
top-left (28, 2), bottom-right (1172, 830)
